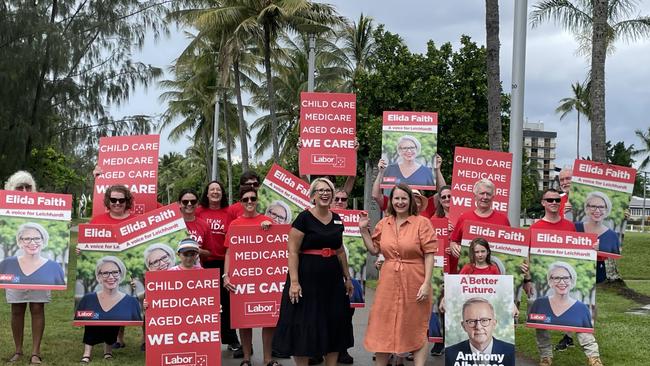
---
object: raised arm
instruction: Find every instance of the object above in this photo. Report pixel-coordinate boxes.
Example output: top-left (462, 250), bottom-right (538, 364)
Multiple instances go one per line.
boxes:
top-left (435, 154), bottom-right (446, 187)
top-left (359, 211), bottom-right (380, 256)
top-left (372, 159), bottom-right (387, 209)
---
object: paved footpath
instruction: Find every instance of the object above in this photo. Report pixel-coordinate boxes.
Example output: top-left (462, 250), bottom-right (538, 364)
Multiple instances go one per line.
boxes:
top-left (222, 289), bottom-right (537, 366)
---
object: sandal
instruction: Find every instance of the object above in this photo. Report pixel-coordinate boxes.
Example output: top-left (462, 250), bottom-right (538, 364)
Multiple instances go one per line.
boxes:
top-left (103, 353), bottom-right (113, 360)
top-left (266, 361), bottom-right (282, 366)
top-left (30, 355), bottom-right (43, 365)
top-left (239, 361), bottom-right (252, 366)
top-left (111, 342), bottom-right (125, 349)
top-left (8, 353), bottom-right (23, 363)
top-left (80, 356), bottom-right (91, 364)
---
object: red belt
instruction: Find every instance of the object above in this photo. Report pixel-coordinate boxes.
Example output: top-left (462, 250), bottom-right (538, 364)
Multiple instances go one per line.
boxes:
top-left (301, 248), bottom-right (337, 257)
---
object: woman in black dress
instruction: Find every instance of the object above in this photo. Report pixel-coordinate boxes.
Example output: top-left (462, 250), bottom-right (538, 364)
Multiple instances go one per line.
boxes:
top-left (272, 178), bottom-right (354, 366)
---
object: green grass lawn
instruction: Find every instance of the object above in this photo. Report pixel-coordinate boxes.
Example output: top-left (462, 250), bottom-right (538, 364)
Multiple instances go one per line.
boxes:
top-left (1, 232), bottom-right (649, 365)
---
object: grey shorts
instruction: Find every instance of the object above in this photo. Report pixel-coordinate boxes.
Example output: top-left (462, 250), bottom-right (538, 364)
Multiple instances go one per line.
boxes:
top-left (5, 288), bottom-right (51, 303)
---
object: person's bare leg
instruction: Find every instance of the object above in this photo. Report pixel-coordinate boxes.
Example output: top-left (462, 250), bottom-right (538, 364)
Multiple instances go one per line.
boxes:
top-left (81, 344), bottom-right (93, 359)
top-left (412, 341), bottom-right (429, 366)
top-left (115, 326), bottom-right (125, 345)
top-left (324, 352), bottom-right (338, 366)
top-left (239, 328), bottom-right (253, 361)
top-left (103, 343), bottom-right (113, 358)
top-left (262, 327), bottom-right (276, 364)
top-left (374, 352), bottom-right (390, 366)
top-left (10, 303), bottom-right (27, 359)
top-left (29, 303), bottom-right (45, 360)
top-left (293, 356), bottom-right (309, 366)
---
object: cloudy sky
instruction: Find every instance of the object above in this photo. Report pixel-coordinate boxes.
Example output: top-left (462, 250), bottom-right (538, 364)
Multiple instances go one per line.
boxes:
top-left (112, 0), bottom-right (650, 170)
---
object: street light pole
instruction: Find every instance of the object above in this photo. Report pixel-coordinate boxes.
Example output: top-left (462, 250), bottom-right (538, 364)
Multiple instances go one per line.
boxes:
top-left (643, 171), bottom-right (647, 231)
top-left (307, 33), bottom-right (316, 92)
top-left (508, 0), bottom-right (528, 227)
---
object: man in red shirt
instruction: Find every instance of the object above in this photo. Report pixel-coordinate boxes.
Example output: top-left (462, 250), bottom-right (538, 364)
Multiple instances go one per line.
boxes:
top-left (228, 171), bottom-right (261, 221)
top-left (448, 178), bottom-right (510, 274)
top-left (531, 188), bottom-right (575, 232)
top-left (558, 167), bottom-right (573, 220)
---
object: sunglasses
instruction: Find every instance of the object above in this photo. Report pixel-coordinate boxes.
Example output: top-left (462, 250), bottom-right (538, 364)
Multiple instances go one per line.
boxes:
top-left (543, 198), bottom-right (562, 203)
top-left (109, 197), bottom-right (127, 204)
top-left (334, 197), bottom-right (348, 202)
top-left (440, 195), bottom-right (451, 200)
top-left (241, 196), bottom-right (258, 203)
top-left (181, 199), bottom-right (198, 206)
top-left (242, 181), bottom-right (260, 188)
top-left (181, 251), bottom-right (198, 257)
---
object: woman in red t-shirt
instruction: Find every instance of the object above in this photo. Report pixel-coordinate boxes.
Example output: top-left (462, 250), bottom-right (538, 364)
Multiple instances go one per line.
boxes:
top-left (459, 238), bottom-right (501, 275)
top-left (194, 180), bottom-right (240, 349)
top-left (223, 186), bottom-right (280, 366)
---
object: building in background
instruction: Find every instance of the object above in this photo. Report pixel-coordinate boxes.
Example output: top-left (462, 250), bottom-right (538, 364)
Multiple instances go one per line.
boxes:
top-left (523, 121), bottom-right (557, 190)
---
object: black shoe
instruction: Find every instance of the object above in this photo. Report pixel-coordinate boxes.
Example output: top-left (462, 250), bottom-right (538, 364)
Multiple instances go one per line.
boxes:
top-left (337, 351), bottom-right (354, 364)
top-left (271, 350), bottom-right (291, 359)
top-left (430, 343), bottom-right (444, 356)
top-left (308, 356), bottom-right (323, 365)
top-left (554, 334), bottom-right (574, 352)
top-left (228, 343), bottom-right (242, 352)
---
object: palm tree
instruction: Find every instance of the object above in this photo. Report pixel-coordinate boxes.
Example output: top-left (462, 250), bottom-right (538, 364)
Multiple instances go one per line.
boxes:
top-left (555, 81), bottom-right (589, 159)
top-left (184, 0), bottom-right (343, 161)
top-left (338, 13), bottom-right (376, 91)
top-left (531, 0), bottom-right (650, 163)
top-left (486, 0), bottom-right (502, 151)
top-left (633, 127), bottom-right (650, 170)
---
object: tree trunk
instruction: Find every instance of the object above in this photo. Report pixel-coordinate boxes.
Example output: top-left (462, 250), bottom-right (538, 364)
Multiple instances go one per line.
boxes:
top-left (590, 0), bottom-right (607, 163)
top-left (264, 23), bottom-right (279, 160)
top-left (233, 60), bottom-right (249, 171)
top-left (486, 0), bottom-right (502, 151)
top-left (223, 94), bottom-right (233, 204)
top-left (576, 111), bottom-right (580, 159)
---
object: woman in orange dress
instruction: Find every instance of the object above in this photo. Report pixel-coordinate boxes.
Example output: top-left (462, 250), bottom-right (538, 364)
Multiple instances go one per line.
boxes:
top-left (359, 183), bottom-right (437, 366)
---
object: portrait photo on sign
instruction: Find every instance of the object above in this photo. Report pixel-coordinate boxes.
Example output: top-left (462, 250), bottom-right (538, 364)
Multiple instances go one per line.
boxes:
top-left (74, 230), bottom-right (186, 324)
top-left (381, 131), bottom-right (437, 190)
top-left (0, 218), bottom-right (69, 289)
top-left (256, 187), bottom-right (304, 225)
top-left (527, 256), bottom-right (596, 331)
top-left (444, 275), bottom-right (515, 366)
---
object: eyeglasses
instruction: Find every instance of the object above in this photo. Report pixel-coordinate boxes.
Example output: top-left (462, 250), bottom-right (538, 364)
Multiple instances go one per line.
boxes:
top-left (334, 197), bottom-right (348, 202)
top-left (16, 184), bottom-right (32, 191)
top-left (398, 146), bottom-right (417, 152)
top-left (315, 188), bottom-right (332, 195)
top-left (181, 199), bottom-right (198, 206)
top-left (267, 210), bottom-right (287, 222)
top-left (440, 195), bottom-right (451, 200)
top-left (98, 270), bottom-right (121, 278)
top-left (586, 204), bottom-right (606, 212)
top-left (543, 198), bottom-right (562, 203)
top-left (148, 254), bottom-right (170, 268)
top-left (181, 251), bottom-right (198, 257)
top-left (242, 181), bottom-right (260, 188)
top-left (19, 237), bottom-right (43, 244)
top-left (550, 276), bottom-right (571, 284)
top-left (241, 196), bottom-right (258, 203)
top-left (463, 318), bottom-right (492, 328)
top-left (109, 197), bottom-right (127, 204)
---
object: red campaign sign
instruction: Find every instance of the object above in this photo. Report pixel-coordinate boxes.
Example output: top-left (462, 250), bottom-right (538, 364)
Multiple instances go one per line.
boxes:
top-left (449, 147), bottom-right (513, 225)
top-left (226, 225), bottom-right (290, 328)
top-left (116, 204), bottom-right (186, 249)
top-left (461, 221), bottom-right (530, 257)
top-left (429, 218), bottom-right (449, 272)
top-left (0, 190), bottom-right (72, 221)
top-left (573, 159), bottom-right (637, 193)
top-left (299, 92), bottom-right (356, 176)
top-left (145, 269), bottom-right (221, 366)
top-left (530, 229), bottom-right (597, 260)
top-left (332, 209), bottom-right (362, 236)
top-left (93, 134), bottom-right (160, 217)
top-left (262, 164), bottom-right (312, 208)
top-left (77, 224), bottom-right (119, 251)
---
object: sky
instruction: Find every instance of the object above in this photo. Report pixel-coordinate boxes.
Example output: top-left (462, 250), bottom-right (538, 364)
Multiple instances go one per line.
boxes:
top-left (111, 0), bottom-right (650, 171)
